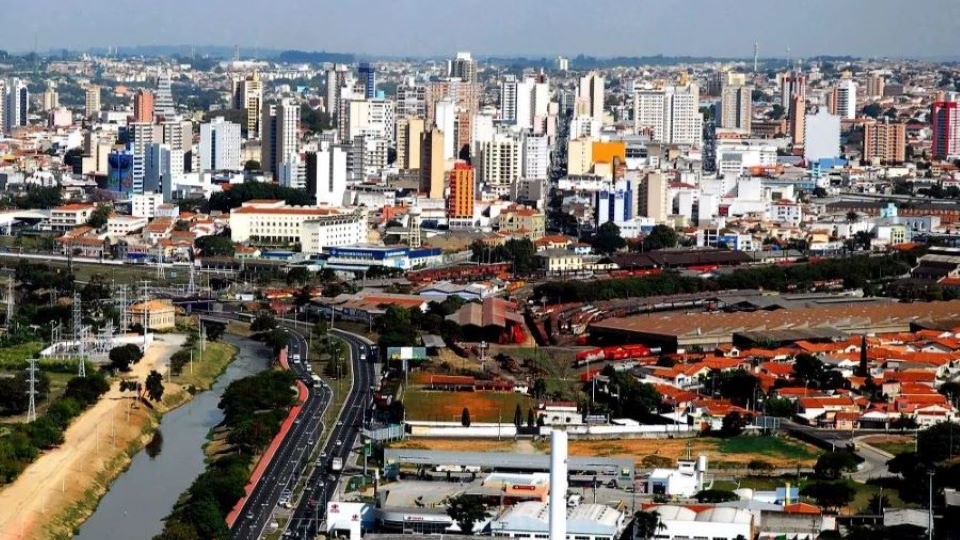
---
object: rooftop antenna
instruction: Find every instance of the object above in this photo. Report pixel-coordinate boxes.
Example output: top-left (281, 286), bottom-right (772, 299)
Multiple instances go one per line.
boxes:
top-left (26, 358), bottom-right (38, 423)
top-left (786, 46), bottom-right (792, 70)
top-left (234, 45), bottom-right (240, 62)
top-left (753, 42), bottom-right (759, 74)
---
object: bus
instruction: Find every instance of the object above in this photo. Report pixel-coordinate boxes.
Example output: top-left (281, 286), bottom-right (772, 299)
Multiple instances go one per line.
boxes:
top-left (311, 374), bottom-right (322, 388)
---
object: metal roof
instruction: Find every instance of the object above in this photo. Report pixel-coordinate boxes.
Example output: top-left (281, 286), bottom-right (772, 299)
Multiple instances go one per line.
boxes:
top-left (384, 449), bottom-right (633, 475)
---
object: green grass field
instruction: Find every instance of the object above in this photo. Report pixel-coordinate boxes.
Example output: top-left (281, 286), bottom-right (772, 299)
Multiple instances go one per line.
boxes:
top-left (403, 388), bottom-right (536, 423)
top-left (718, 435), bottom-right (820, 460)
top-left (171, 340), bottom-right (238, 391)
top-left (0, 341), bottom-right (44, 368)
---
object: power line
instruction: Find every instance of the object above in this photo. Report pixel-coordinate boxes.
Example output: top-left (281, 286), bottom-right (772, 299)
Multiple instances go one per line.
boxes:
top-left (26, 358), bottom-right (39, 423)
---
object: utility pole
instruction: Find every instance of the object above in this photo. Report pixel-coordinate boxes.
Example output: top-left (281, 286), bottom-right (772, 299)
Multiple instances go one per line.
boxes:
top-left (26, 358), bottom-right (38, 422)
top-left (929, 470), bottom-right (935, 540)
top-left (73, 292), bottom-right (86, 377)
top-left (5, 277), bottom-right (14, 326)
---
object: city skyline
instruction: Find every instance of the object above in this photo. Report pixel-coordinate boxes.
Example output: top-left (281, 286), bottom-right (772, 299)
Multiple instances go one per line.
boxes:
top-left (4, 0), bottom-right (960, 59)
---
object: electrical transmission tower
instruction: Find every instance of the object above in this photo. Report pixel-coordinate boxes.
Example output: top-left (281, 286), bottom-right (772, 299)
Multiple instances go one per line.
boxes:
top-left (73, 292), bottom-right (86, 377)
top-left (188, 262), bottom-right (196, 296)
top-left (5, 278), bottom-right (13, 326)
top-left (26, 358), bottom-right (38, 422)
top-left (156, 246), bottom-right (165, 280)
top-left (120, 286), bottom-right (129, 332)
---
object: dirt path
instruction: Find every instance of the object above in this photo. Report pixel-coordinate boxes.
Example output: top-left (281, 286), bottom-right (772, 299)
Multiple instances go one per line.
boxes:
top-left (0, 334), bottom-right (186, 540)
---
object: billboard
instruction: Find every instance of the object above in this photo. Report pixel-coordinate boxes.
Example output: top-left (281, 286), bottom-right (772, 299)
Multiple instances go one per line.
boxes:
top-left (386, 347), bottom-right (427, 362)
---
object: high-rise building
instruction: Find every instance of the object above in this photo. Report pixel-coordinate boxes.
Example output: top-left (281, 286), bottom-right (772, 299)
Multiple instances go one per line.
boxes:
top-left (396, 79), bottom-right (427, 118)
top-left (500, 75), bottom-right (519, 125)
top-left (396, 117), bottom-right (424, 170)
top-left (556, 56), bottom-right (569, 72)
top-left (128, 122), bottom-right (157, 194)
top-left (863, 119), bottom-right (906, 163)
top-left (522, 134), bottom-right (549, 180)
top-left (339, 98), bottom-right (395, 144)
top-left (577, 72), bottom-right (604, 122)
top-left (3, 78), bottom-right (29, 133)
top-left (932, 99), bottom-right (960, 160)
top-left (134, 89), bottom-right (155, 123)
top-left (835, 79), bottom-right (857, 120)
top-left (447, 162), bottom-right (475, 219)
top-left (160, 120), bottom-right (192, 151)
top-left (435, 100), bottom-right (457, 160)
top-left (788, 95), bottom-right (806, 146)
top-left (448, 52), bottom-right (476, 83)
top-left (154, 70), bottom-right (176, 119)
top-left (781, 73), bottom-right (806, 109)
top-left (199, 117), bottom-right (242, 171)
top-left (306, 141), bottom-right (348, 206)
top-left (866, 74), bottom-right (886, 99)
top-left (638, 172), bottom-right (668, 222)
top-left (358, 63), bottom-right (376, 99)
top-left (804, 108), bottom-right (841, 163)
top-left (420, 127), bottom-right (446, 199)
top-left (325, 64), bottom-right (350, 118)
top-left (144, 143), bottom-right (184, 194)
top-left (633, 85), bottom-right (703, 145)
top-left (261, 99), bottom-right (301, 177)
top-left (232, 72), bottom-right (263, 137)
top-left (42, 85), bottom-right (59, 111)
top-left (426, 79), bottom-right (481, 124)
top-left (85, 85), bottom-right (101, 117)
top-left (477, 133), bottom-right (522, 197)
top-left (719, 85), bottom-right (752, 132)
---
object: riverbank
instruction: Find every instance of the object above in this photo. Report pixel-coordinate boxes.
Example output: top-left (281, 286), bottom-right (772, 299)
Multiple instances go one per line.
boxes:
top-left (0, 334), bottom-right (239, 540)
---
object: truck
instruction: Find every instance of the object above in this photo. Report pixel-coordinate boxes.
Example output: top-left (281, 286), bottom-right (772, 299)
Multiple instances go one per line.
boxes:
top-left (311, 374), bottom-right (322, 388)
top-left (331, 457), bottom-right (343, 472)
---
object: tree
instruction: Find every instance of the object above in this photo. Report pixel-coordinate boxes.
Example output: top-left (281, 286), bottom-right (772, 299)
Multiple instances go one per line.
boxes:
top-left (642, 225), bottom-right (679, 251)
top-left (718, 370), bottom-right (759, 406)
top-left (526, 408), bottom-right (535, 428)
top-left (86, 204), bottom-right (111, 229)
top-left (154, 520), bottom-right (201, 539)
top-left (916, 421), bottom-right (960, 462)
top-left (768, 103), bottom-right (786, 120)
top-left (765, 397), bottom-right (796, 418)
top-left (814, 451), bottom-right (859, 480)
top-left (445, 493), bottom-right (486, 534)
top-left (513, 404), bottom-right (522, 428)
top-left (264, 328), bottom-right (289, 354)
top-left (461, 407), bottom-right (471, 427)
top-left (747, 459), bottom-right (774, 476)
top-left (531, 378), bottom-right (547, 399)
top-left (793, 353), bottom-right (825, 384)
top-left (695, 489), bottom-right (739, 503)
top-left (108, 344), bottom-right (143, 372)
top-left (865, 492), bottom-right (890, 515)
top-left (242, 159), bottom-right (261, 172)
top-left (633, 510), bottom-right (662, 540)
top-left (286, 266), bottom-right (312, 286)
top-left (862, 103), bottom-right (883, 119)
top-left (800, 481), bottom-right (855, 509)
top-left (940, 381), bottom-right (960, 407)
top-left (194, 235), bottom-right (235, 257)
top-left (203, 321), bottom-right (226, 342)
top-left (590, 221), bottom-right (626, 254)
top-left (250, 312), bottom-right (278, 332)
top-left (145, 370), bottom-right (165, 402)
top-left (719, 412), bottom-right (746, 437)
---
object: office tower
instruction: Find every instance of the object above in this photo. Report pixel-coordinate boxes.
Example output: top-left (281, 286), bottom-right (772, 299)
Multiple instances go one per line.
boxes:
top-left (232, 72), bottom-right (262, 137)
top-left (448, 52), bottom-right (476, 83)
top-left (42, 85), bottom-right (59, 111)
top-left (633, 85), bottom-right (703, 145)
top-left (804, 109), bottom-right (841, 163)
top-left (325, 64), bottom-right (350, 118)
top-left (719, 85), bottom-right (753, 132)
top-left (85, 86), bottom-right (101, 117)
top-left (638, 172), bottom-right (668, 222)
top-left (477, 133), bottom-right (522, 197)
top-left (3, 78), bottom-right (28, 132)
top-left (129, 122), bottom-right (157, 194)
top-left (261, 99), bottom-right (301, 177)
top-left (199, 117), bottom-right (242, 171)
top-left (866, 75), bottom-right (886, 99)
top-left (435, 100), bottom-right (457, 160)
top-left (522, 134), bottom-right (549, 180)
top-left (339, 98), bottom-right (395, 144)
top-left (144, 143), bottom-right (184, 194)
top-left (305, 141), bottom-right (347, 206)
top-left (396, 117), bottom-right (424, 170)
top-left (788, 95), bottom-right (806, 146)
top-left (396, 79), bottom-right (427, 118)
top-left (134, 89), bottom-right (155, 123)
top-left (556, 56), bottom-right (569, 72)
top-left (863, 119), bottom-right (906, 163)
top-left (577, 72), bottom-right (604, 122)
top-left (595, 180), bottom-right (634, 226)
top-left (154, 70), bottom-right (176, 119)
top-left (420, 127), bottom-right (446, 199)
top-left (931, 99), bottom-right (960, 160)
top-left (447, 162), bottom-right (475, 219)
top-left (358, 63), bottom-right (376, 99)
top-left (836, 79), bottom-right (857, 120)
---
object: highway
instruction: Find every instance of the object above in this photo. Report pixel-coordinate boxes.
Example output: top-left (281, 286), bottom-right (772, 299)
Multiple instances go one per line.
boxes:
top-left (283, 329), bottom-right (377, 539)
top-left (230, 327), bottom-right (332, 540)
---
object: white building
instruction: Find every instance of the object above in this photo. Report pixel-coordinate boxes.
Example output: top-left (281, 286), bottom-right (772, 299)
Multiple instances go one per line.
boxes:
top-left (836, 79), bottom-right (857, 120)
top-left (767, 201), bottom-right (803, 226)
top-left (651, 505), bottom-right (753, 540)
top-left (577, 72), bottom-right (604, 122)
top-left (144, 143), bottom-right (185, 194)
top-left (3, 78), bottom-right (29, 133)
top-left (299, 212), bottom-right (367, 254)
top-left (131, 192), bottom-right (165, 218)
top-left (522, 134), bottom-right (549, 180)
top-left (306, 142), bottom-right (348, 206)
top-left (199, 117), bottom-right (242, 171)
top-left (261, 98), bottom-right (300, 177)
top-left (491, 501), bottom-right (625, 540)
top-left (340, 98), bottom-right (396, 144)
top-left (106, 216), bottom-right (148, 236)
top-left (646, 456), bottom-right (708, 497)
top-left (435, 99), bottom-right (457, 160)
top-left (230, 200), bottom-right (349, 244)
top-left (633, 85), bottom-right (703, 145)
top-left (804, 109), bottom-right (841, 163)
top-left (478, 133), bottom-right (522, 197)
top-left (49, 204), bottom-right (95, 231)
top-left (715, 143), bottom-right (777, 178)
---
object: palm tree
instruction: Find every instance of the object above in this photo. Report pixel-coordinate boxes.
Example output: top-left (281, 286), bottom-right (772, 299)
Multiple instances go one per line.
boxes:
top-left (633, 510), bottom-right (662, 539)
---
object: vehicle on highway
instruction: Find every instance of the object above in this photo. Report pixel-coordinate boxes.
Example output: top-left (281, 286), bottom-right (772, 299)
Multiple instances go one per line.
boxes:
top-left (331, 457), bottom-right (343, 471)
top-left (360, 352), bottom-right (366, 361)
top-left (311, 374), bottom-right (322, 388)
top-left (335, 439), bottom-right (342, 446)
top-left (291, 353), bottom-right (301, 361)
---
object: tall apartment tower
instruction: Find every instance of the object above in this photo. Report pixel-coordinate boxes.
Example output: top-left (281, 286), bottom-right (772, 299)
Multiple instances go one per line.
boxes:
top-left (788, 95), bottom-right (806, 146)
top-left (305, 141), bottom-right (348, 206)
top-left (719, 85), bottom-right (753, 132)
top-left (448, 52), bottom-right (477, 83)
top-left (232, 72), bottom-right (263, 137)
top-left (261, 99), bottom-right (301, 177)
top-left (325, 64), bottom-right (350, 118)
top-left (633, 85), bottom-right (703, 145)
top-left (447, 162), bottom-right (475, 219)
top-left (134, 89), bottom-right (155, 123)
top-left (577, 72), bottom-right (604, 122)
top-left (154, 70), bottom-right (176, 119)
top-left (85, 86), bottom-right (101, 117)
top-left (863, 119), bottom-right (906, 163)
top-left (396, 117), bottom-right (424, 171)
top-left (199, 117), bottom-right (242, 171)
top-left (42, 85), bottom-right (59, 111)
top-left (866, 75), bottom-right (886, 99)
top-left (638, 172), bottom-right (668, 222)
top-left (932, 98), bottom-right (960, 160)
top-left (835, 79), bottom-right (857, 120)
top-left (358, 63), bottom-right (377, 99)
top-left (420, 127), bottom-right (446, 199)
top-left (3, 79), bottom-right (29, 133)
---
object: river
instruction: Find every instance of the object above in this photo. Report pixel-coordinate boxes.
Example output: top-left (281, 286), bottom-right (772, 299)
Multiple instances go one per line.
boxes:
top-left (74, 335), bottom-right (271, 540)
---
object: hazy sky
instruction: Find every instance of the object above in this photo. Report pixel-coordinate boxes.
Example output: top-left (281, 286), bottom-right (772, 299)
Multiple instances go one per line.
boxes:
top-left (6, 0), bottom-right (960, 58)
